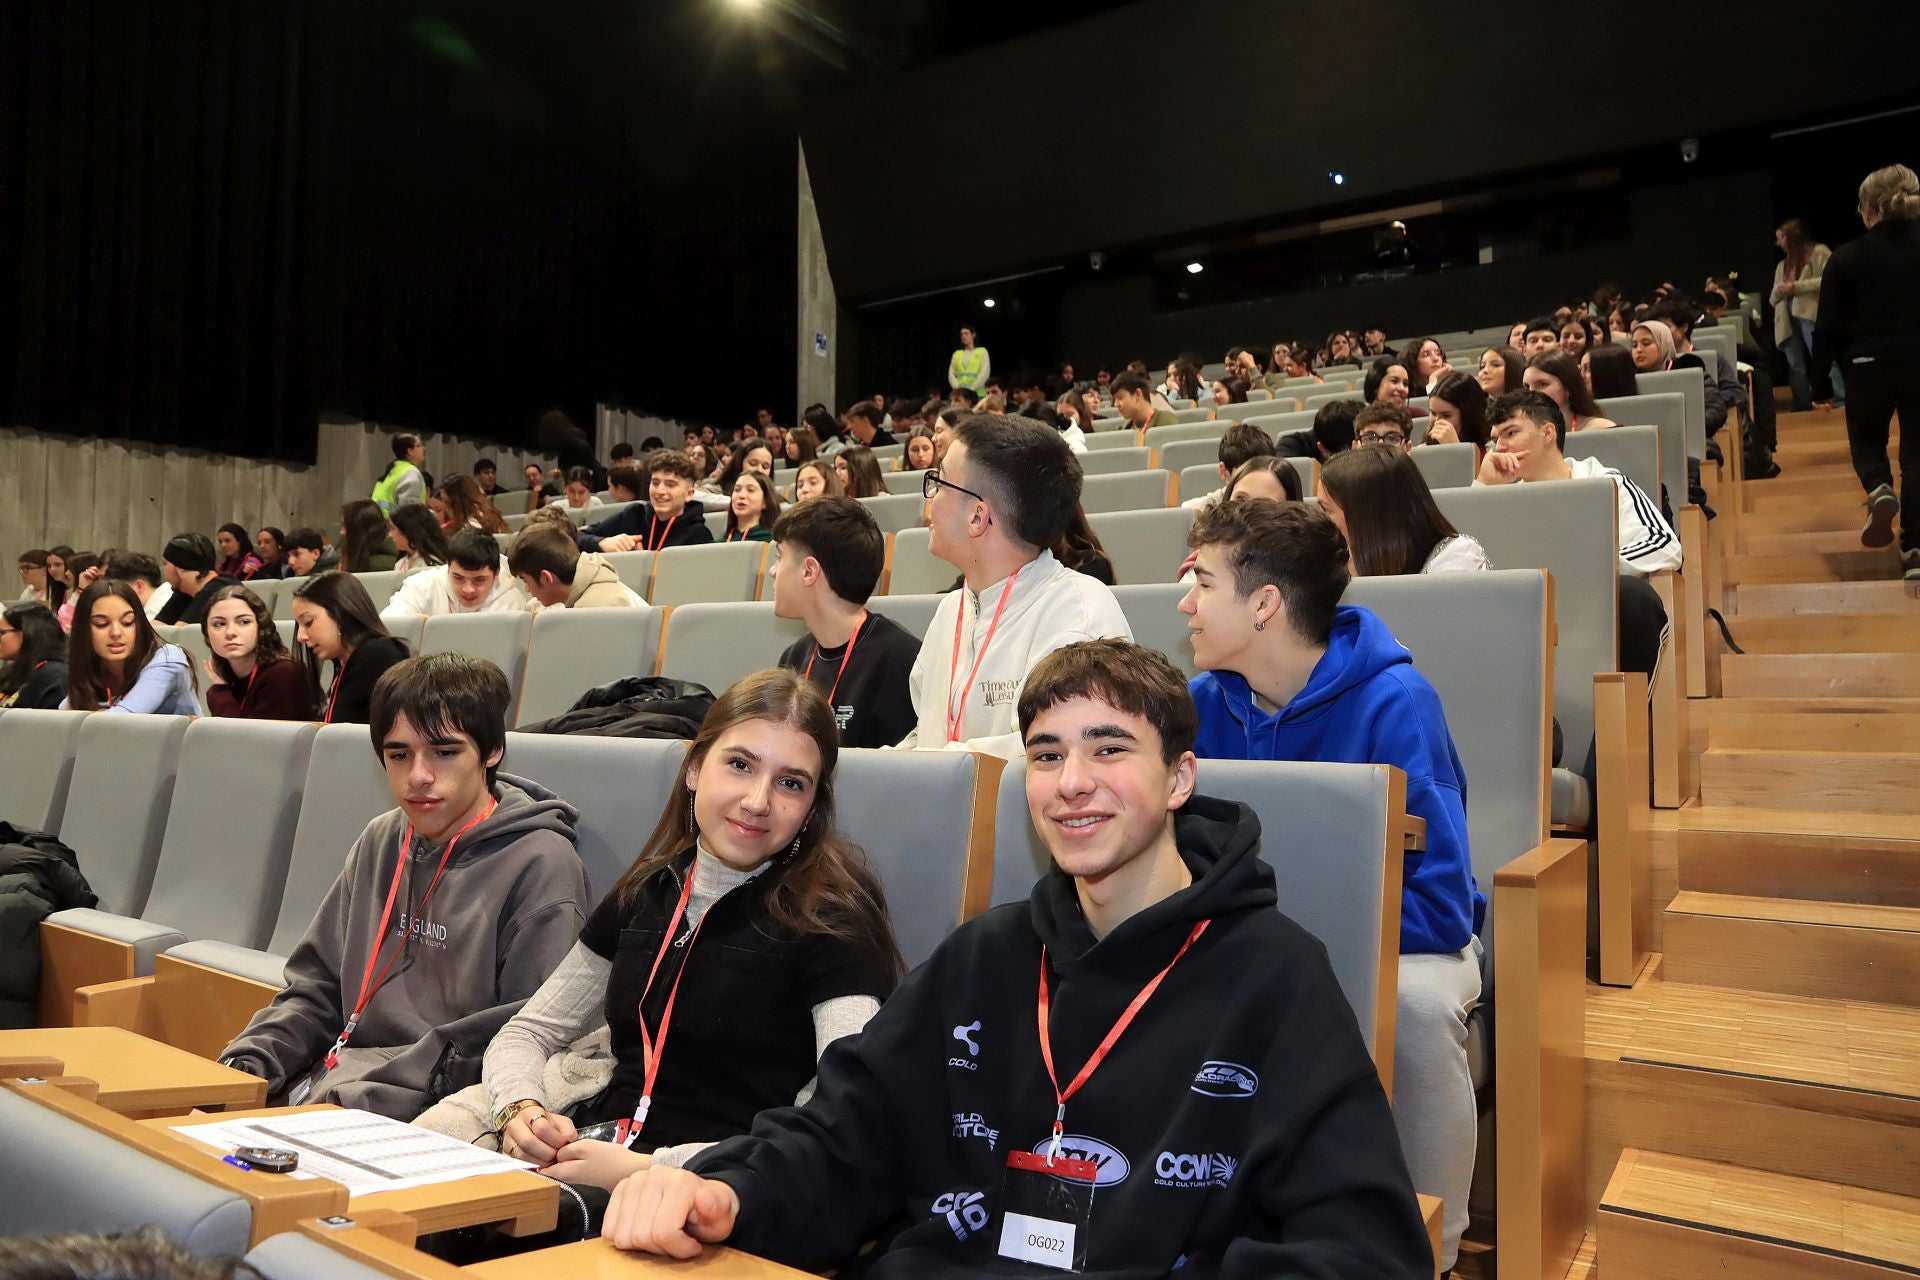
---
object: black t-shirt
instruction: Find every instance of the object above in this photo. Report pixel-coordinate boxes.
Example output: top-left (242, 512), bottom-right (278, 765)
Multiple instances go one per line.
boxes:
top-left (578, 854), bottom-right (896, 1150)
top-left (157, 576), bottom-right (241, 627)
top-left (775, 611), bottom-right (921, 749)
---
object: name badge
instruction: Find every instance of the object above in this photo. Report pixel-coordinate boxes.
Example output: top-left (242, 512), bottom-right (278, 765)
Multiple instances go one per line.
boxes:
top-left (996, 1150), bottom-right (1096, 1272)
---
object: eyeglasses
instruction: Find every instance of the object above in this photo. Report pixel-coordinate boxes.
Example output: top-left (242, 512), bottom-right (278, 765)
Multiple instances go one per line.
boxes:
top-left (1356, 431), bottom-right (1407, 446)
top-left (922, 468), bottom-right (989, 506)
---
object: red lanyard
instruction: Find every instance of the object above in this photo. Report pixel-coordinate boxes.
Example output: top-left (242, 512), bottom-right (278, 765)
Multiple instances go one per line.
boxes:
top-left (323, 650), bottom-right (353, 724)
top-left (805, 612), bottom-right (867, 707)
top-left (645, 514), bottom-right (674, 551)
top-left (236, 662), bottom-right (260, 711)
top-left (325, 796), bottom-right (496, 1068)
top-left (615, 862), bottom-right (708, 1148)
top-left (104, 685), bottom-right (115, 709)
top-left (1036, 918), bottom-right (1210, 1162)
top-left (945, 566), bottom-right (1021, 743)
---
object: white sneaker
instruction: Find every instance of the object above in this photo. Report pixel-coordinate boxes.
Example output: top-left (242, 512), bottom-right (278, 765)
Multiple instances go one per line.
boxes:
top-left (1863, 485), bottom-right (1899, 549)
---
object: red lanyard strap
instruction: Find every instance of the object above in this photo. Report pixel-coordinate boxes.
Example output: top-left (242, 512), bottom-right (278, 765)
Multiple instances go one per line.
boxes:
top-left (616, 862), bottom-right (705, 1147)
top-left (323, 650), bottom-right (354, 724)
top-left (1036, 918), bottom-right (1210, 1162)
top-left (805, 611), bottom-right (867, 707)
top-left (645, 514), bottom-right (665, 551)
top-left (326, 797), bottom-right (497, 1068)
top-left (945, 566), bottom-right (1021, 743)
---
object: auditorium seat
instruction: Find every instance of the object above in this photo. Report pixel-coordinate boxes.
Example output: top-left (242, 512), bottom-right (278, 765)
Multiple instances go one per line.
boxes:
top-left (989, 759), bottom-right (1407, 1072)
top-left (704, 510), bottom-right (728, 540)
top-left (1086, 507), bottom-right (1195, 585)
top-left (54, 714), bottom-right (192, 918)
top-left (600, 550), bottom-right (656, 599)
top-left (1632, 368), bottom-right (1707, 460)
top-left (1594, 392), bottom-right (1687, 506)
top-left (275, 619), bottom-right (297, 651)
top-left (1082, 431), bottom-right (1140, 452)
top-left (857, 493), bottom-right (927, 535)
top-left (1410, 442), bottom-right (1478, 490)
top-left (1142, 420), bottom-right (1229, 453)
top-left (655, 601), bottom-right (807, 693)
top-left (0, 708), bottom-right (86, 834)
top-left (1078, 445), bottom-right (1153, 475)
top-left (1305, 390), bottom-right (1352, 411)
top-left (1111, 584), bottom-right (1196, 676)
top-left (881, 528), bottom-right (949, 596)
top-left (866, 591), bottom-right (943, 640)
top-left (870, 442), bottom-right (905, 463)
top-left (515, 606), bottom-right (665, 726)
top-left (1156, 437), bottom-right (1226, 477)
top-left (246, 578), bottom-right (291, 618)
top-left (1168, 406), bottom-right (1212, 423)
top-left (650, 542), bottom-right (766, 607)
top-left (1565, 424), bottom-right (1661, 511)
top-left (503, 512), bottom-right (529, 532)
top-left (881, 468), bottom-right (928, 494)
top-left (504, 732), bottom-right (684, 899)
top-left (837, 748), bottom-right (1001, 969)
top-left (1214, 397), bottom-right (1300, 419)
top-left (351, 570), bottom-right (411, 613)
top-left (272, 577), bottom-right (311, 620)
top-left (568, 501), bottom-right (618, 528)
top-left (244, 1230), bottom-right (415, 1280)
top-left (1242, 408), bottom-right (1318, 438)
top-left (384, 613), bottom-right (428, 654)
top-left (1080, 469), bottom-right (1172, 513)
top-left (156, 624), bottom-right (214, 714)
top-left (420, 613), bottom-right (533, 705)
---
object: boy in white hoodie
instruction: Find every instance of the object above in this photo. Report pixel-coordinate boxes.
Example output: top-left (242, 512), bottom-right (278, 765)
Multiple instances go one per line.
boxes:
top-left (901, 414), bottom-right (1131, 759)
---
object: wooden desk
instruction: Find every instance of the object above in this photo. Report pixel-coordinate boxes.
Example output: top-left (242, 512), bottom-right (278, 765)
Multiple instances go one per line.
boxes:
top-left (466, 1237), bottom-right (815, 1278)
top-left (145, 1104), bottom-right (559, 1239)
top-left (0, 1026), bottom-right (266, 1116)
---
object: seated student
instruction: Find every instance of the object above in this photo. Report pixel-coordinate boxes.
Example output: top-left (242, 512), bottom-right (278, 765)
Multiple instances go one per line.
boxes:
top-left (1477, 345), bottom-right (1526, 398)
top-left (603, 464), bottom-right (644, 507)
top-left (1525, 351), bottom-right (1618, 433)
top-left (1182, 422), bottom-right (1278, 512)
top-left (479, 670), bottom-right (900, 1222)
top-left (53, 553), bottom-right (102, 631)
top-left (844, 400), bottom-right (897, 450)
top-left (1423, 371), bottom-right (1490, 447)
top-left (723, 472), bottom-right (782, 542)
top-left (524, 463), bottom-right (564, 514)
top-left (0, 601), bottom-right (69, 708)
top-left (390, 503), bottom-right (451, 574)
top-left (832, 445), bottom-right (886, 500)
top-left (553, 467), bottom-right (599, 512)
top-left (768, 499), bottom-right (920, 749)
top-left (906, 414), bottom-right (1132, 758)
top-left (1654, 298), bottom-right (1742, 438)
top-left (1178, 502), bottom-right (1483, 1272)
top-left (101, 550), bottom-right (171, 620)
top-left (509, 521), bottom-right (648, 610)
top-left (583, 451), bottom-right (715, 553)
top-left (154, 533), bottom-right (241, 626)
top-left (282, 526), bottom-right (339, 578)
top-left (898, 426), bottom-right (938, 472)
top-left (201, 584), bottom-right (319, 720)
top-left (1362, 358), bottom-right (1427, 418)
top-left (1053, 502), bottom-right (1115, 585)
top-left (16, 549), bottom-right (50, 604)
top-left (253, 526), bottom-right (291, 581)
top-left (602, 640), bottom-right (1433, 1276)
top-left (1522, 316), bottom-right (1561, 359)
top-left (1400, 337), bottom-right (1452, 394)
top-left (60, 580), bottom-right (199, 715)
top-left (383, 529), bottom-right (532, 619)
top-left (789, 459), bottom-right (840, 504)
top-left (1319, 447), bottom-right (1491, 574)
top-left (1275, 399), bottom-right (1361, 460)
top-left (1480, 389), bottom-right (1676, 679)
top-left (1584, 343), bottom-right (1640, 401)
top-left (474, 457), bottom-right (505, 498)
top-left (214, 524), bottom-right (265, 580)
top-left (292, 572), bottom-right (411, 724)
top-left (341, 498), bottom-right (402, 574)
top-left (1111, 370), bottom-right (1177, 431)
top-left (1211, 375), bottom-right (1250, 405)
top-left (1353, 402), bottom-right (1415, 450)
top-left (219, 653), bottom-right (589, 1120)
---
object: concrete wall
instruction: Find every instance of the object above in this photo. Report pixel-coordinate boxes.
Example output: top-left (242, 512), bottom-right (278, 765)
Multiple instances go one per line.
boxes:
top-left (796, 141), bottom-right (838, 419)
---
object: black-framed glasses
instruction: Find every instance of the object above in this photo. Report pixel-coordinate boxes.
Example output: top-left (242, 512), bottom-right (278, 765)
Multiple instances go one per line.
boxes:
top-left (923, 468), bottom-right (988, 506)
top-left (1356, 431), bottom-right (1407, 446)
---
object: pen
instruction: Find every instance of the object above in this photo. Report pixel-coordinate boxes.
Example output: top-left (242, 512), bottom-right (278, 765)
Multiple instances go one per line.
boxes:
top-left (222, 1155), bottom-right (253, 1171)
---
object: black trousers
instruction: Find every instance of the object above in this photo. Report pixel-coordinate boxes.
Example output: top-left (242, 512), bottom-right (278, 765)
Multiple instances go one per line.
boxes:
top-left (1617, 575), bottom-right (1669, 684)
top-left (1843, 353), bottom-right (1920, 552)
top-left (1738, 342), bottom-right (1778, 458)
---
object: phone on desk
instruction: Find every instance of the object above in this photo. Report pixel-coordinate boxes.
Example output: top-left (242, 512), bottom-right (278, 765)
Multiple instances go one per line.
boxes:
top-left (231, 1146), bottom-right (300, 1174)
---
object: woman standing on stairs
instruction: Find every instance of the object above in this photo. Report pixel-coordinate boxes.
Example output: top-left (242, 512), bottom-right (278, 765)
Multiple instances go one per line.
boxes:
top-left (1815, 164), bottom-right (1920, 585)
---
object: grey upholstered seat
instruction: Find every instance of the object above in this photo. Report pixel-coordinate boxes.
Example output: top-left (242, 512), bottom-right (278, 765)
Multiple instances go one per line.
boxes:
top-left (656, 602), bottom-right (807, 697)
top-left (651, 542), bottom-right (767, 607)
top-left (1078, 445), bottom-right (1154, 475)
top-left (1080, 469), bottom-right (1172, 513)
top-left (1082, 432), bottom-right (1142, 452)
top-left (884, 528), bottom-right (952, 596)
top-left (1410, 443), bottom-right (1478, 489)
top-left (244, 1231), bottom-right (405, 1280)
top-left (504, 731), bottom-right (686, 900)
top-left (1565, 424), bottom-right (1662, 501)
top-left (516, 606), bottom-right (665, 726)
top-left (55, 713), bottom-right (192, 917)
top-left (856, 493), bottom-right (927, 536)
top-left (1594, 392), bottom-right (1686, 505)
top-left (0, 708), bottom-right (86, 834)
top-left (1633, 367), bottom-right (1707, 459)
top-left (866, 592), bottom-right (944, 641)
top-left (420, 612), bottom-right (533, 705)
top-left (1087, 507), bottom-right (1196, 585)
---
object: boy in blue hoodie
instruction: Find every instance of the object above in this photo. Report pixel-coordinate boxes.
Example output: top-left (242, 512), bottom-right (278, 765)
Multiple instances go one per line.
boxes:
top-left (1178, 498), bottom-right (1484, 1273)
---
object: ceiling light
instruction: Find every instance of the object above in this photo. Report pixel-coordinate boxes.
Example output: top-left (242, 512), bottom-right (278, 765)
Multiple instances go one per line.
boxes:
top-left (1185, 262), bottom-right (1204, 275)
top-left (982, 297), bottom-right (996, 308)
top-left (1329, 170), bottom-right (1346, 186)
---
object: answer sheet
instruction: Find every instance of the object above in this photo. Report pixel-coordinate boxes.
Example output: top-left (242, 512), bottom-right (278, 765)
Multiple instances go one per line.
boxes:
top-left (172, 1108), bottom-right (533, 1196)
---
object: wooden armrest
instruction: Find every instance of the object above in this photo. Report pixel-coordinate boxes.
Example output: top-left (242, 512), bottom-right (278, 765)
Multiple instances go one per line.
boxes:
top-left (1593, 671), bottom-right (1653, 986)
top-left (1643, 569), bottom-right (1686, 808)
top-left (0, 1055), bottom-right (65, 1081)
top-left (297, 1209), bottom-right (424, 1251)
top-left (39, 922), bottom-right (138, 1027)
top-left (72, 976), bottom-right (160, 1037)
top-left (149, 955), bottom-right (283, 1059)
top-left (1403, 815), bottom-right (1427, 852)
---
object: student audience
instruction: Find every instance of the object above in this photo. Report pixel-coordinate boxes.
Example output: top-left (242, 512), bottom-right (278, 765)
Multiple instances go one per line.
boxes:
top-left (833, 446), bottom-right (887, 499)
top-left (1320, 447), bottom-right (1491, 574)
top-left (906, 414), bottom-right (1131, 758)
top-left (1178, 501), bottom-right (1482, 1271)
top-left (155, 533), bottom-right (241, 626)
top-left (390, 502), bottom-right (452, 573)
top-left (16, 549), bottom-right (49, 604)
top-left (509, 521), bottom-right (648, 609)
top-left (61, 580), bottom-right (199, 715)
top-left (1182, 423), bottom-right (1277, 513)
top-left (340, 499), bottom-right (401, 574)
top-left (218, 653), bottom-right (589, 1120)
top-left (384, 530), bottom-right (532, 619)
top-left (1525, 351), bottom-right (1619, 432)
top-left (283, 527), bottom-right (339, 577)
top-left (200, 584), bottom-right (318, 720)
top-left (1522, 317), bottom-right (1560, 358)
top-left (1424, 371), bottom-right (1490, 446)
top-left (724, 472), bottom-right (782, 542)
top-left (291, 572), bottom-right (411, 724)
top-left (213, 524), bottom-right (265, 580)
top-left (899, 426), bottom-right (938, 471)
top-left (253, 526), bottom-right (291, 580)
top-left (0, 601), bottom-right (69, 708)
top-left (583, 451), bottom-right (715, 553)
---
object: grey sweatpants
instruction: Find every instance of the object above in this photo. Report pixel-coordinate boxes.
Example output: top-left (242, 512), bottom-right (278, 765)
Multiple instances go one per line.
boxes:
top-left (1392, 941), bottom-right (1482, 1271)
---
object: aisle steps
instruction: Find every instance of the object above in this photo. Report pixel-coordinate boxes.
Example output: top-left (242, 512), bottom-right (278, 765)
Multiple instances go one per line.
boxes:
top-left (1697, 745), bottom-right (1920, 812)
top-left (1663, 891), bottom-right (1920, 1007)
top-left (1719, 652), bottom-right (1920, 699)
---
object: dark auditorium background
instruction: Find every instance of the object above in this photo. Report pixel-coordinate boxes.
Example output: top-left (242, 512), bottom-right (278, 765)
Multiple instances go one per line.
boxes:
top-left (1, 0), bottom-right (1912, 462)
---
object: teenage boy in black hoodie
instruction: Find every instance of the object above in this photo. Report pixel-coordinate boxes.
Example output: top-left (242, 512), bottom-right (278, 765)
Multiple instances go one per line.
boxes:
top-left (601, 639), bottom-right (1431, 1278)
top-left (578, 450), bottom-right (714, 553)
top-left (769, 497), bottom-right (920, 750)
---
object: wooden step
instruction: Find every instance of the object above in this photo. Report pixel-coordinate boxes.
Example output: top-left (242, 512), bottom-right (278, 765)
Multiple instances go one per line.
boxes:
top-left (1678, 823), bottom-right (1920, 907)
top-left (1737, 506), bottom-right (1874, 537)
top-left (1727, 549), bottom-right (1902, 585)
top-left (1563, 1232), bottom-right (1596, 1280)
top-left (1740, 529), bottom-right (1896, 557)
top-left (1600, 1148), bottom-right (1920, 1278)
top-left (1732, 581), bottom-right (1917, 615)
top-left (1720, 653), bottom-right (1920, 699)
top-left (1664, 891), bottom-right (1920, 1007)
top-left (1698, 745), bottom-right (1920, 814)
top-left (1716, 613), bottom-right (1920, 655)
top-left (1704, 698), bottom-right (1920, 749)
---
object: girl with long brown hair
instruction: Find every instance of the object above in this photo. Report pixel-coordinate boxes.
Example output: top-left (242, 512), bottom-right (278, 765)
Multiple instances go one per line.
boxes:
top-left (441, 473), bottom-right (512, 533)
top-left (482, 668), bottom-right (900, 1220)
top-left (61, 580), bottom-right (199, 714)
top-left (200, 584), bottom-right (316, 720)
top-left (1318, 446), bottom-right (1490, 575)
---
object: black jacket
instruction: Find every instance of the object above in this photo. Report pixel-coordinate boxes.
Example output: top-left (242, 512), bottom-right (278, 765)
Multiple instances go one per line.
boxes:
top-left (156, 576), bottom-right (241, 627)
top-left (577, 506), bottom-right (714, 553)
top-left (688, 796), bottom-right (1431, 1278)
top-left (0, 824), bottom-right (97, 1027)
top-left (325, 636), bottom-right (411, 724)
top-left (1816, 218), bottom-right (1920, 365)
top-left (520, 676), bottom-right (715, 739)
top-left (776, 613), bottom-right (921, 749)
top-left (2, 658), bottom-right (69, 710)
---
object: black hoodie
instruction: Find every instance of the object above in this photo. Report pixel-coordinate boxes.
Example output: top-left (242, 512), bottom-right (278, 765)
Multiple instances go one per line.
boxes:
top-left (686, 795), bottom-right (1431, 1278)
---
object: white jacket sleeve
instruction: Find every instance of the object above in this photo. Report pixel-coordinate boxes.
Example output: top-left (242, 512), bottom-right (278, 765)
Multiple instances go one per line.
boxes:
top-left (1614, 475), bottom-right (1683, 575)
top-left (381, 571), bottom-right (437, 620)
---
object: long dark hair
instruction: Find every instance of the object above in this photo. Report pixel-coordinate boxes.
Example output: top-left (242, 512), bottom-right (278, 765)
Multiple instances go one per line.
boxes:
top-left (1528, 351), bottom-right (1604, 421)
top-left (390, 503), bottom-right (451, 567)
top-left (1168, 359), bottom-right (1201, 403)
top-left (200, 583), bottom-right (296, 686)
top-left (46, 545), bottom-right (75, 613)
top-left (837, 446), bottom-right (886, 499)
top-left (1223, 456), bottom-right (1305, 502)
top-left (0, 602), bottom-right (66, 697)
top-left (1427, 372), bottom-right (1489, 446)
top-left (64, 580), bottom-right (186, 710)
top-left (1052, 503), bottom-right (1108, 574)
top-left (611, 669), bottom-right (904, 972)
top-left (725, 471), bottom-right (783, 538)
top-left (291, 572), bottom-right (401, 708)
top-left (1586, 344), bottom-right (1639, 400)
top-left (440, 474), bottom-right (511, 533)
top-left (217, 523), bottom-right (256, 563)
top-left (1320, 447), bottom-right (1463, 577)
top-left (718, 437), bottom-right (772, 495)
top-left (785, 426), bottom-right (819, 464)
top-left (340, 499), bottom-right (392, 573)
top-left (1481, 345), bottom-right (1526, 394)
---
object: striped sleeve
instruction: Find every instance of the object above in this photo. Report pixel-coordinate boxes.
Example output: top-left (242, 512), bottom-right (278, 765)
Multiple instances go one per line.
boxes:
top-left (1614, 472), bottom-right (1682, 574)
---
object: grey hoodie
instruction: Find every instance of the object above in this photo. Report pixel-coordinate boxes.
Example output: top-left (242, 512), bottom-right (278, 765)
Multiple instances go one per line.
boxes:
top-left (221, 774), bottom-right (589, 1119)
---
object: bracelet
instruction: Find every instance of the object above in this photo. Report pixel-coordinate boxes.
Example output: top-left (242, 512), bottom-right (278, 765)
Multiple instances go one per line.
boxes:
top-left (493, 1098), bottom-right (544, 1131)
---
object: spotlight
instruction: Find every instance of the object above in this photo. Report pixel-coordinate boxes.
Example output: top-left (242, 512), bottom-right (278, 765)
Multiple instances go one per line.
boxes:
top-left (1329, 170), bottom-right (1346, 186)
top-left (725, 0), bottom-right (762, 9)
top-left (982, 297), bottom-right (996, 308)
top-left (1185, 262), bottom-right (1204, 275)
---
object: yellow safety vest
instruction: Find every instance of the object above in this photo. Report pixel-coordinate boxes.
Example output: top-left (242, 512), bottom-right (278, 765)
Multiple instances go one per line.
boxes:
top-left (372, 460), bottom-right (418, 514)
top-left (951, 347), bottom-right (986, 388)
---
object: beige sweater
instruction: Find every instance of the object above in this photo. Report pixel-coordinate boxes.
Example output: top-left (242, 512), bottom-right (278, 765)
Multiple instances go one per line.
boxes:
top-left (1773, 243), bottom-right (1832, 344)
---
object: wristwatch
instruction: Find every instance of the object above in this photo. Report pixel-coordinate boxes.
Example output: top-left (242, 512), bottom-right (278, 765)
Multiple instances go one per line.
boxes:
top-left (493, 1098), bottom-right (543, 1131)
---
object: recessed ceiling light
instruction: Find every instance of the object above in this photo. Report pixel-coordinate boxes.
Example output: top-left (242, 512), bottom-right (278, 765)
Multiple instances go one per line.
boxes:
top-left (1185, 262), bottom-right (1204, 275)
top-left (1329, 170), bottom-right (1346, 186)
top-left (982, 297), bottom-right (996, 308)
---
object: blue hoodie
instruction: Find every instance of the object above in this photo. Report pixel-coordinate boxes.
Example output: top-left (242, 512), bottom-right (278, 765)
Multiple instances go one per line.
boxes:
top-left (1189, 605), bottom-right (1484, 955)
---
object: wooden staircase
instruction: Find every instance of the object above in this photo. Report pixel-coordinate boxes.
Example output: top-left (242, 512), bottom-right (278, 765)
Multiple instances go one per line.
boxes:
top-left (1577, 407), bottom-right (1920, 1278)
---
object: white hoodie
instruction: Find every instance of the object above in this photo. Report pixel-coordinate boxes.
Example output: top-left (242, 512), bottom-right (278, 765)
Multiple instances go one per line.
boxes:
top-left (902, 549), bottom-right (1133, 760)
top-left (1558, 456), bottom-right (1683, 576)
top-left (381, 557), bottom-right (533, 620)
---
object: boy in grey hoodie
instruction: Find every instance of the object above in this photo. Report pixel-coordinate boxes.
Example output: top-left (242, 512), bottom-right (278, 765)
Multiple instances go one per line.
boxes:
top-left (220, 653), bottom-right (589, 1120)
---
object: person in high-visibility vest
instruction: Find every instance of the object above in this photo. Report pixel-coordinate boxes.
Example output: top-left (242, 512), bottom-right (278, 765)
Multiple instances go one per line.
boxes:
top-left (946, 326), bottom-right (990, 391)
top-left (372, 434), bottom-right (428, 514)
